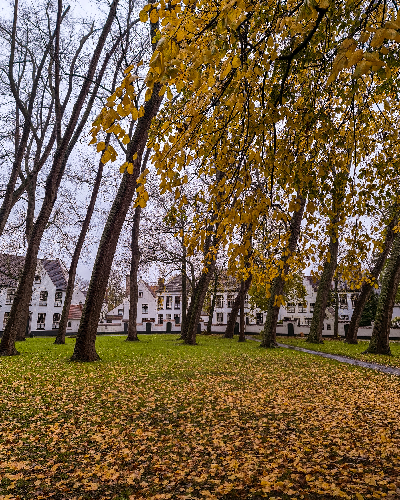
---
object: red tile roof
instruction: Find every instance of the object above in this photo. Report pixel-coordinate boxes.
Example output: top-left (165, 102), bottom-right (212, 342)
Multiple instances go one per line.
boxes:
top-left (68, 304), bottom-right (83, 320)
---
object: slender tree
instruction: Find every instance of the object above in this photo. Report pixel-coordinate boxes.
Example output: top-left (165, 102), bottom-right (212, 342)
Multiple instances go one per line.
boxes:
top-left (364, 234), bottom-right (400, 355)
top-left (0, 0), bottom-right (120, 356)
top-left (346, 215), bottom-right (398, 344)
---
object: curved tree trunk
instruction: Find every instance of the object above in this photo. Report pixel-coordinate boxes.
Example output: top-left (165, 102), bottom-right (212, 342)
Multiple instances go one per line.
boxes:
top-left (238, 279), bottom-right (246, 342)
top-left (126, 205), bottom-right (141, 342)
top-left (206, 271), bottom-right (219, 334)
top-left (71, 84), bottom-right (163, 361)
top-left (333, 278), bottom-right (339, 339)
top-left (183, 260), bottom-right (216, 345)
top-left (307, 233), bottom-right (339, 344)
top-left (261, 195), bottom-right (306, 347)
top-left (224, 274), bottom-right (252, 338)
top-left (364, 234), bottom-right (400, 355)
top-left (346, 217), bottom-right (397, 344)
top-left (0, 1), bottom-right (119, 357)
top-left (55, 137), bottom-right (109, 345)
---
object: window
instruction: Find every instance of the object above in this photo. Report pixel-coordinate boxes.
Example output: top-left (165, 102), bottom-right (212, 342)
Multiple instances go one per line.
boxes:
top-left (244, 294), bottom-right (249, 306)
top-left (34, 274), bottom-right (41, 283)
top-left (157, 297), bottom-right (164, 310)
top-left (118, 309), bottom-right (123, 316)
top-left (158, 314), bottom-right (163, 324)
top-left (310, 303), bottom-right (315, 312)
top-left (52, 313), bottom-right (61, 329)
top-left (340, 315), bottom-right (349, 321)
top-left (351, 294), bottom-right (358, 307)
top-left (139, 291), bottom-right (143, 298)
top-left (246, 316), bottom-right (250, 325)
top-left (339, 294), bottom-right (348, 309)
top-left (174, 314), bottom-right (180, 324)
top-left (142, 318), bottom-right (148, 323)
top-left (39, 291), bottom-right (48, 306)
top-left (298, 302), bottom-right (307, 313)
top-left (216, 312), bottom-right (223, 323)
top-left (216, 295), bottom-right (224, 308)
top-left (67, 321), bottom-right (71, 327)
top-left (227, 294), bottom-right (235, 308)
top-left (54, 290), bottom-right (63, 307)
top-left (166, 314), bottom-right (171, 320)
top-left (106, 319), bottom-right (112, 323)
top-left (305, 317), bottom-right (312, 325)
top-left (256, 313), bottom-right (263, 325)
top-left (3, 312), bottom-right (10, 327)
top-left (287, 303), bottom-right (295, 313)
top-left (166, 296), bottom-right (172, 309)
top-left (174, 296), bottom-right (181, 309)
top-left (327, 323), bottom-right (331, 330)
top-left (37, 313), bottom-right (46, 329)
top-left (142, 304), bottom-right (148, 314)
top-left (6, 289), bottom-right (15, 304)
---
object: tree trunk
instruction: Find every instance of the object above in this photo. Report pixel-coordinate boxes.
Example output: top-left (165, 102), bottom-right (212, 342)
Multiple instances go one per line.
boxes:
top-left (307, 233), bottom-right (339, 344)
top-left (364, 234), bottom-right (400, 355)
top-left (206, 271), bottom-right (219, 334)
top-left (333, 278), bottom-right (339, 339)
top-left (55, 138), bottom-right (109, 345)
top-left (183, 261), bottom-right (216, 345)
top-left (261, 195), bottom-right (306, 348)
top-left (126, 206), bottom-right (141, 341)
top-left (238, 279), bottom-right (246, 342)
top-left (126, 149), bottom-right (151, 342)
top-left (346, 216), bottom-right (397, 344)
top-left (71, 85), bottom-right (163, 361)
top-left (0, 0), bottom-right (119, 357)
top-left (224, 274), bottom-right (252, 338)
top-left (180, 235), bottom-right (188, 340)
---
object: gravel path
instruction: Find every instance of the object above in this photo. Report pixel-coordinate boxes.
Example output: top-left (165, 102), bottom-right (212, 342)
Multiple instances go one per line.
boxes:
top-left (246, 337), bottom-right (400, 377)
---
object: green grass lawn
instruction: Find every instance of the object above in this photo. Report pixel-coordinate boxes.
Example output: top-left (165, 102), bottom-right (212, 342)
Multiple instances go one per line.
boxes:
top-left (276, 336), bottom-right (400, 368)
top-left (0, 335), bottom-right (400, 499)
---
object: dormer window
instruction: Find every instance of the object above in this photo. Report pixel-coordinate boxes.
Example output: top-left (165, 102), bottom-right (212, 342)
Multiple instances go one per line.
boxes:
top-left (34, 275), bottom-right (41, 283)
top-left (139, 291), bottom-right (143, 298)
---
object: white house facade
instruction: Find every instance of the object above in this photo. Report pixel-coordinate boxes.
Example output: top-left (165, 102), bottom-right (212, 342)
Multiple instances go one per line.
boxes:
top-left (0, 254), bottom-right (85, 336)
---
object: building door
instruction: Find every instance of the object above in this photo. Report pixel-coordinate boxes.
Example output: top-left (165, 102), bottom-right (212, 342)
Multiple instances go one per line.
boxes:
top-left (234, 322), bottom-right (239, 336)
top-left (288, 323), bottom-right (294, 337)
top-left (166, 322), bottom-right (172, 333)
top-left (146, 322), bottom-right (152, 333)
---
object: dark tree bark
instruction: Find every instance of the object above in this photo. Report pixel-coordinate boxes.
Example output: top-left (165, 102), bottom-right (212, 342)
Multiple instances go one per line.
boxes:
top-left (206, 270), bottom-right (219, 334)
top-left (181, 240), bottom-right (188, 338)
top-left (126, 148), bottom-right (151, 342)
top-left (224, 275), bottom-right (252, 338)
top-left (126, 205), bottom-right (141, 342)
top-left (261, 195), bottom-right (306, 348)
top-left (346, 217), bottom-right (398, 344)
top-left (307, 230), bottom-right (339, 344)
top-left (55, 135), bottom-right (110, 345)
top-left (71, 85), bottom-right (163, 360)
top-left (238, 279), bottom-right (246, 342)
top-left (333, 278), bottom-right (339, 339)
top-left (0, 0), bottom-right (120, 357)
top-left (183, 258), bottom-right (216, 345)
top-left (364, 234), bottom-right (400, 355)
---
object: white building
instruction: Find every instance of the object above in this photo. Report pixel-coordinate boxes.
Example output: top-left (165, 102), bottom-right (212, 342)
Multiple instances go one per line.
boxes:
top-left (0, 254), bottom-right (86, 335)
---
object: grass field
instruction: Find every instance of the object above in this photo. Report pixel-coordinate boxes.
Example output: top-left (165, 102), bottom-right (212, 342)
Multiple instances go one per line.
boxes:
top-left (276, 337), bottom-right (400, 368)
top-left (0, 335), bottom-right (400, 499)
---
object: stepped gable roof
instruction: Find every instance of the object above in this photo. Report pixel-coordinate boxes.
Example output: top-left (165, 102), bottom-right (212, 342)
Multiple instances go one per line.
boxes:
top-left (68, 304), bottom-right (83, 320)
top-left (0, 254), bottom-right (68, 290)
top-left (139, 279), bottom-right (158, 298)
top-left (42, 259), bottom-right (68, 290)
top-left (0, 254), bottom-right (25, 287)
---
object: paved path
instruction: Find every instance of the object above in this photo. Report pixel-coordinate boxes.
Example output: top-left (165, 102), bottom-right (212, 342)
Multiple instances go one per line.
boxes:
top-left (246, 337), bottom-right (400, 377)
